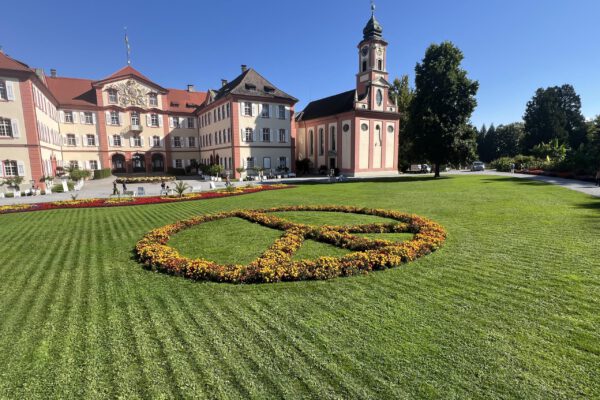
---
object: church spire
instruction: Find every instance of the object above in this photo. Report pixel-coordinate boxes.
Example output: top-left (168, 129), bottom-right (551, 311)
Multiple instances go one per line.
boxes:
top-left (363, 1), bottom-right (383, 40)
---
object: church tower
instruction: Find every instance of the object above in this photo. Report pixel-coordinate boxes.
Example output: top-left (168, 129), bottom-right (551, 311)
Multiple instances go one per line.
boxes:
top-left (356, 2), bottom-right (391, 112)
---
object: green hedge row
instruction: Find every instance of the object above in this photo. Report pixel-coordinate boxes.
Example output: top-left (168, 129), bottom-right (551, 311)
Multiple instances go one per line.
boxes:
top-left (93, 168), bottom-right (112, 180)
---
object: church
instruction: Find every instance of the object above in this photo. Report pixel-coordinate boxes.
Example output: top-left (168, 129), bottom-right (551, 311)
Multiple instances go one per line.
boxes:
top-left (294, 5), bottom-right (400, 176)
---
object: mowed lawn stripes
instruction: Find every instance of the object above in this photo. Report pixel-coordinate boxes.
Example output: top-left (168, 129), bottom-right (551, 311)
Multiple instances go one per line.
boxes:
top-left (0, 175), bottom-right (599, 399)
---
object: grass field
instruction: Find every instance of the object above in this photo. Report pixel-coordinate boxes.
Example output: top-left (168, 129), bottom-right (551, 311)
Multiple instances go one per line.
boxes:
top-left (0, 175), bottom-right (599, 399)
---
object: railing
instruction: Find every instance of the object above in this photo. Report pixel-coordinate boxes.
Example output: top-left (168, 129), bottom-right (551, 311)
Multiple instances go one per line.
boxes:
top-left (127, 124), bottom-right (143, 132)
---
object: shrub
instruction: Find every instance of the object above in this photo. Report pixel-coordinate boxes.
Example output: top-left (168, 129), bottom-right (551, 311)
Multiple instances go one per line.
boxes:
top-left (69, 169), bottom-right (92, 181)
top-left (490, 157), bottom-right (514, 172)
top-left (93, 168), bottom-right (112, 180)
top-left (52, 183), bottom-right (64, 193)
top-left (5, 192), bottom-right (14, 198)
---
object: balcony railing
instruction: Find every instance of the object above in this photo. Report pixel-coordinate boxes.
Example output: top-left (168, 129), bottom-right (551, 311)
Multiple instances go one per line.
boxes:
top-left (128, 124), bottom-right (143, 133)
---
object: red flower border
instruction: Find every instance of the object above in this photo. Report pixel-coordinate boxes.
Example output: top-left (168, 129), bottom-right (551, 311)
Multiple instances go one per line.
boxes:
top-left (135, 205), bottom-right (447, 284)
top-left (0, 185), bottom-right (293, 215)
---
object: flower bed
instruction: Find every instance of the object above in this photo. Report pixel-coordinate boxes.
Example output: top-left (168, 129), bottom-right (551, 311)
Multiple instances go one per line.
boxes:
top-left (135, 205), bottom-right (447, 284)
top-left (115, 176), bottom-right (176, 184)
top-left (0, 185), bottom-right (293, 215)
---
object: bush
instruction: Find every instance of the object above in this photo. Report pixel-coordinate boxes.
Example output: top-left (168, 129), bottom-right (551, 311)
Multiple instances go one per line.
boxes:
top-left (490, 157), bottom-right (514, 172)
top-left (69, 169), bottom-right (92, 181)
top-left (5, 192), bottom-right (14, 198)
top-left (93, 168), bottom-right (112, 180)
top-left (52, 184), bottom-right (64, 193)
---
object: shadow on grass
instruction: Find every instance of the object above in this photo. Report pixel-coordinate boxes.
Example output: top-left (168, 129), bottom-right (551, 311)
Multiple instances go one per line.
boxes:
top-left (480, 177), bottom-right (549, 186)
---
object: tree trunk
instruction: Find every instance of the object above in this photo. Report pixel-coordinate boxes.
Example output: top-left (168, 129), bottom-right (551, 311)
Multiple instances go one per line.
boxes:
top-left (434, 163), bottom-right (441, 178)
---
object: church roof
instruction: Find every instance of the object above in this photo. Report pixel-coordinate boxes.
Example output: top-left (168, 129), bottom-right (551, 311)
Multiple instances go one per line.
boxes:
top-left (363, 6), bottom-right (383, 40)
top-left (210, 68), bottom-right (297, 103)
top-left (297, 89), bottom-right (356, 121)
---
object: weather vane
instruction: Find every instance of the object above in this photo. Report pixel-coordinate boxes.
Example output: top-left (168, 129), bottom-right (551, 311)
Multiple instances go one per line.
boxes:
top-left (124, 26), bottom-right (131, 65)
top-left (371, 0), bottom-right (376, 15)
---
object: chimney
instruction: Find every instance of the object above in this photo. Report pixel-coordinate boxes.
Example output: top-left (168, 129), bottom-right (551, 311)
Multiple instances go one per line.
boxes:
top-left (241, 64), bottom-right (248, 73)
top-left (187, 84), bottom-right (194, 92)
top-left (221, 79), bottom-right (228, 87)
top-left (50, 69), bottom-right (57, 78)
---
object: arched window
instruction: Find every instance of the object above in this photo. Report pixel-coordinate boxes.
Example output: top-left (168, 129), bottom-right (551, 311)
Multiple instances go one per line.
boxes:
top-left (309, 130), bottom-right (314, 156)
top-left (376, 89), bottom-right (383, 106)
top-left (319, 128), bottom-right (324, 155)
top-left (330, 126), bottom-right (336, 151)
top-left (377, 59), bottom-right (383, 70)
top-left (362, 60), bottom-right (367, 72)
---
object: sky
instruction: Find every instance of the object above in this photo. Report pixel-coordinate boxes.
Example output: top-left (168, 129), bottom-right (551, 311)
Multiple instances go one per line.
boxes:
top-left (2, 0), bottom-right (599, 127)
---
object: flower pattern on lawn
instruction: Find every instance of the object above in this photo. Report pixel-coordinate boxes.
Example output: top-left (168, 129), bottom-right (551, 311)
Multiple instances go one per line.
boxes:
top-left (135, 205), bottom-right (447, 284)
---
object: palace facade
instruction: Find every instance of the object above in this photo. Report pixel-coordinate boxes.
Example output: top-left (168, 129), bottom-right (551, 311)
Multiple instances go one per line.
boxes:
top-left (0, 8), bottom-right (398, 190)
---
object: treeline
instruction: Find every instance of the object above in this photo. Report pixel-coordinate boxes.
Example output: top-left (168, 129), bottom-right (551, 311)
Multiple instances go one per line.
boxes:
top-left (477, 84), bottom-right (600, 174)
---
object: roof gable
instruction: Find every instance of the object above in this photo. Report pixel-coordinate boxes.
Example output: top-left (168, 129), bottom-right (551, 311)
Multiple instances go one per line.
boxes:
top-left (93, 65), bottom-right (167, 92)
top-left (211, 68), bottom-right (297, 103)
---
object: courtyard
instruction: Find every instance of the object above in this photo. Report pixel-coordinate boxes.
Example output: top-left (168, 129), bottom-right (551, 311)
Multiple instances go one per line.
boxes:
top-left (0, 175), bottom-right (598, 398)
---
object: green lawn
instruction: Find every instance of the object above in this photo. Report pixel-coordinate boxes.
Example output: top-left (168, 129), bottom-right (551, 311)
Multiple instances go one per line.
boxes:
top-left (0, 175), bottom-right (599, 399)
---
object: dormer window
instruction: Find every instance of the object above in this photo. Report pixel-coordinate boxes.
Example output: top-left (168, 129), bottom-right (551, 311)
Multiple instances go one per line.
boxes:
top-left (108, 88), bottom-right (118, 104)
top-left (245, 83), bottom-right (256, 91)
top-left (264, 86), bottom-right (275, 93)
top-left (148, 93), bottom-right (158, 106)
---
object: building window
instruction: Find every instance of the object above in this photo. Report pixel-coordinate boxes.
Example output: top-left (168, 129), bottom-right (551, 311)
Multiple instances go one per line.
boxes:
top-left (188, 137), bottom-right (196, 147)
top-left (362, 60), bottom-right (367, 72)
top-left (187, 117), bottom-right (195, 129)
top-left (309, 130), bottom-right (314, 156)
top-left (70, 160), bottom-right (79, 170)
top-left (174, 136), bottom-right (181, 148)
top-left (330, 126), bottom-right (336, 151)
top-left (376, 89), bottom-right (383, 106)
top-left (262, 128), bottom-right (270, 142)
top-left (377, 59), bottom-right (383, 70)
top-left (151, 114), bottom-right (159, 127)
top-left (131, 111), bottom-right (140, 126)
top-left (133, 135), bottom-right (142, 147)
top-left (278, 105), bottom-right (285, 119)
top-left (243, 102), bottom-right (252, 116)
top-left (110, 111), bottom-right (120, 125)
top-left (4, 160), bottom-right (17, 176)
top-left (261, 104), bottom-right (270, 118)
top-left (279, 128), bottom-right (286, 143)
top-left (113, 135), bottom-right (122, 146)
top-left (67, 134), bottom-right (76, 146)
top-left (246, 157), bottom-right (254, 169)
top-left (263, 157), bottom-right (271, 169)
top-left (153, 136), bottom-right (160, 147)
top-left (108, 89), bottom-right (118, 104)
top-left (0, 118), bottom-right (12, 137)
top-left (64, 111), bottom-right (74, 123)
top-left (226, 103), bottom-right (230, 118)
top-left (84, 112), bottom-right (94, 124)
top-left (148, 93), bottom-right (158, 106)
top-left (175, 159), bottom-right (183, 169)
top-left (87, 134), bottom-right (95, 146)
top-left (319, 128), bottom-right (324, 155)
top-left (172, 117), bottom-right (180, 128)
top-left (279, 157), bottom-right (287, 169)
top-left (89, 160), bottom-right (98, 170)
top-left (244, 128), bottom-right (253, 142)
top-left (0, 81), bottom-right (7, 100)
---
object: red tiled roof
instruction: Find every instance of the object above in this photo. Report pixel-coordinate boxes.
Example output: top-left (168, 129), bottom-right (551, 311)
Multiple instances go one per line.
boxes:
top-left (167, 88), bottom-right (207, 113)
top-left (46, 76), bottom-right (97, 107)
top-left (0, 52), bottom-right (33, 72)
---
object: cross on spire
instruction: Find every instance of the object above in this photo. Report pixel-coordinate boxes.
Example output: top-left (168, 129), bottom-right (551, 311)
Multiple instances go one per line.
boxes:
top-left (371, 0), bottom-right (376, 16)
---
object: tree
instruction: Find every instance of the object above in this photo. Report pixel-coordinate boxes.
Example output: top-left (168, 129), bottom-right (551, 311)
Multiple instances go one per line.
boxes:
top-left (494, 123), bottom-right (524, 158)
top-left (390, 75), bottom-right (415, 170)
top-left (408, 42), bottom-right (479, 177)
top-left (522, 84), bottom-right (587, 151)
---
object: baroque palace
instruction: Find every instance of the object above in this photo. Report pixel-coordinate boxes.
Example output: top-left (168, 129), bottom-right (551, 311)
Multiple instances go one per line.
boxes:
top-left (0, 7), bottom-right (398, 190)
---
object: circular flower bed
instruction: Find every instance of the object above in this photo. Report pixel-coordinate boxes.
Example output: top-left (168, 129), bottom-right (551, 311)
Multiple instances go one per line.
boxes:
top-left (135, 205), bottom-right (447, 284)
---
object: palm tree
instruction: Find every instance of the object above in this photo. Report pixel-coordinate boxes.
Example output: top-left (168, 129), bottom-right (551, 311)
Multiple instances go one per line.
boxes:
top-left (173, 181), bottom-right (190, 198)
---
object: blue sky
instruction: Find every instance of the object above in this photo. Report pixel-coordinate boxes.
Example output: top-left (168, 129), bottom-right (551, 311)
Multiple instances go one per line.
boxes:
top-left (2, 0), bottom-right (599, 127)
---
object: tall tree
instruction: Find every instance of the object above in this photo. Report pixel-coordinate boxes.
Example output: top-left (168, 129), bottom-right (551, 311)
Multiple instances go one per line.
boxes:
top-left (408, 41), bottom-right (479, 177)
top-left (390, 75), bottom-right (415, 169)
top-left (494, 123), bottom-right (524, 158)
top-left (522, 84), bottom-right (587, 151)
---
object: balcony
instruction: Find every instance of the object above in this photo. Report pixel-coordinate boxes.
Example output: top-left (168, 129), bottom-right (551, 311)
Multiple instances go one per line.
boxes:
top-left (128, 124), bottom-right (144, 133)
